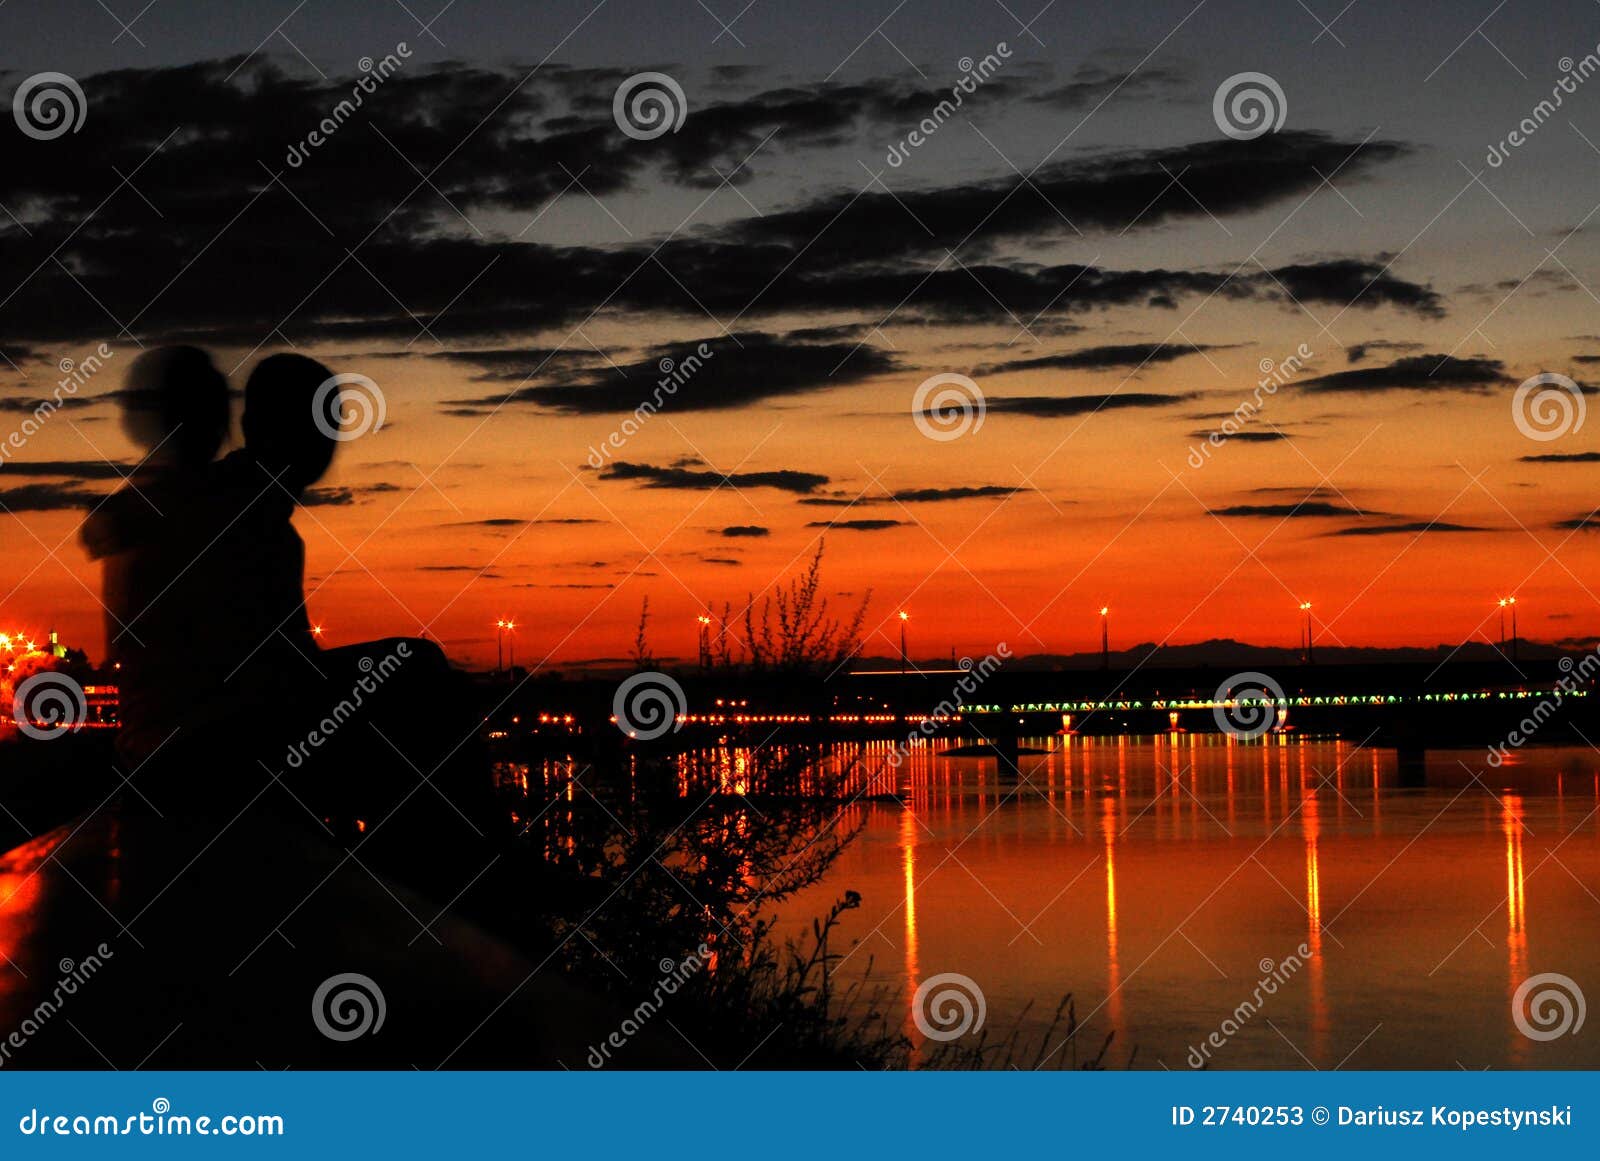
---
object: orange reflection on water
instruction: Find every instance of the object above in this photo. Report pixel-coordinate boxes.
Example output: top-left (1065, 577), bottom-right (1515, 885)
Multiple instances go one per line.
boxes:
top-left (901, 804), bottom-right (919, 1034)
top-left (1302, 787), bottom-right (1328, 1059)
top-left (1101, 795), bottom-right (1125, 1047)
top-left (1502, 792), bottom-right (1528, 1014)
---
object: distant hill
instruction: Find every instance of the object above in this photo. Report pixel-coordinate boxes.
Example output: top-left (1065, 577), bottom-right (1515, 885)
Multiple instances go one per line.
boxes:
top-left (857, 636), bottom-right (1595, 673)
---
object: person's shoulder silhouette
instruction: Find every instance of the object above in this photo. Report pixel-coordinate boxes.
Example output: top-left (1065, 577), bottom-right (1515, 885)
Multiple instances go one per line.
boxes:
top-left (82, 346), bottom-right (231, 761)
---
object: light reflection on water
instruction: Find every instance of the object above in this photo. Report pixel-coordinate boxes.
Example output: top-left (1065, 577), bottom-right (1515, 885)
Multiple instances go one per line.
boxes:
top-left (499, 735), bottom-right (1600, 1068)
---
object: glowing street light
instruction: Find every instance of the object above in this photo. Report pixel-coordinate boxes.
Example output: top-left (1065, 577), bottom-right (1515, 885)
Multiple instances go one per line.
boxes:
top-left (696, 614), bottom-right (712, 668)
top-left (898, 610), bottom-right (910, 673)
top-left (1506, 596), bottom-right (1518, 662)
top-left (1300, 601), bottom-right (1313, 664)
top-left (494, 619), bottom-right (511, 672)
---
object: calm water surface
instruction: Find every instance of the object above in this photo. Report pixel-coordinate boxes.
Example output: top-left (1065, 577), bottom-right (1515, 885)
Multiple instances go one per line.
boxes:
top-left (772, 736), bottom-right (1600, 1069)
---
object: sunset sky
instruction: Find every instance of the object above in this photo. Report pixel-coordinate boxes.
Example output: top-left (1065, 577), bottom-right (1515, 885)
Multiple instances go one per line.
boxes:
top-left (5, 0), bottom-right (1600, 669)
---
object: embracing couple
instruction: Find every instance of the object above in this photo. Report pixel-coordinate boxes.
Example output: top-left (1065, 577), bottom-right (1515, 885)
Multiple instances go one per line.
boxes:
top-left (81, 347), bottom-right (489, 858)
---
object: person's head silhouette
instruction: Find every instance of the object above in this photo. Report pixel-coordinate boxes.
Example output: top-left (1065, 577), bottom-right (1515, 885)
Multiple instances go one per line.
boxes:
top-left (242, 354), bottom-right (339, 495)
top-left (119, 346), bottom-right (229, 471)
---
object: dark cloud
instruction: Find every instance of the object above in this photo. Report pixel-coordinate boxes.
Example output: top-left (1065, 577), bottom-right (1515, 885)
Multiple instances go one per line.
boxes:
top-left (0, 482), bottom-right (103, 511)
top-left (887, 486), bottom-right (1024, 501)
top-left (447, 333), bottom-right (896, 413)
top-left (0, 57), bottom-right (1436, 446)
top-left (0, 56), bottom-right (1430, 358)
top-left (0, 395), bottom-right (103, 414)
top-left (1267, 261), bottom-right (1442, 318)
top-left (1185, 429), bottom-right (1290, 442)
top-left (1521, 452), bottom-right (1600, 463)
top-left (1208, 501), bottom-right (1363, 518)
top-left (719, 525), bottom-right (770, 537)
top-left (1554, 510), bottom-right (1600, 531)
top-left (725, 132), bottom-right (1411, 265)
top-left (300, 482), bottom-right (401, 507)
top-left (1296, 355), bottom-right (1508, 393)
top-left (599, 461), bottom-right (828, 494)
top-left (1346, 339), bottom-right (1423, 363)
top-left (977, 342), bottom-right (1232, 376)
top-left (1325, 520), bottom-right (1488, 536)
top-left (983, 392), bottom-right (1196, 418)
top-left (804, 519), bottom-right (904, 531)
top-left (700, 556), bottom-right (742, 566)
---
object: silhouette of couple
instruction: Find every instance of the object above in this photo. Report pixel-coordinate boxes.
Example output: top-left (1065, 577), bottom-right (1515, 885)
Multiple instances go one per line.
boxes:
top-left (82, 347), bottom-right (491, 864)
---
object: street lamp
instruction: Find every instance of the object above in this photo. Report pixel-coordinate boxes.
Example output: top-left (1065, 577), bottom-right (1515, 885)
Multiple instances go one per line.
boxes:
top-left (1300, 601), bottom-right (1313, 664)
top-left (1507, 596), bottom-right (1518, 662)
top-left (898, 610), bottom-right (909, 674)
top-left (494, 619), bottom-right (508, 672)
top-left (504, 620), bottom-right (516, 672)
top-left (1099, 607), bottom-right (1109, 670)
top-left (697, 614), bottom-right (712, 668)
